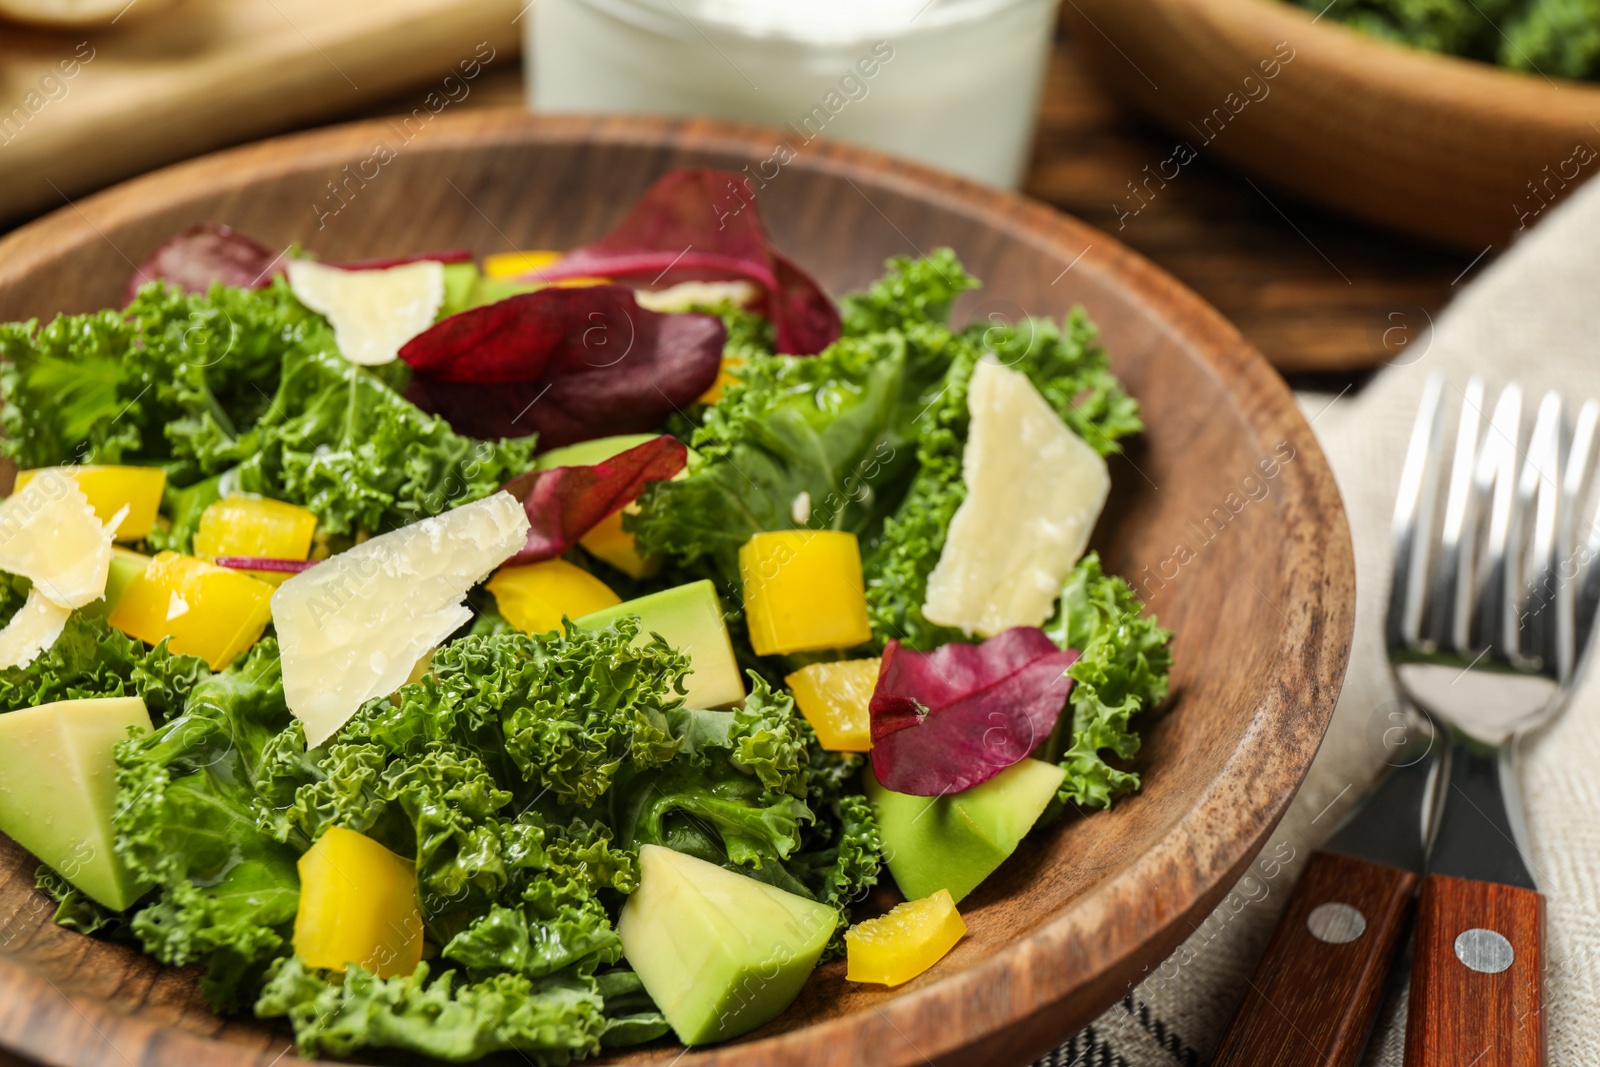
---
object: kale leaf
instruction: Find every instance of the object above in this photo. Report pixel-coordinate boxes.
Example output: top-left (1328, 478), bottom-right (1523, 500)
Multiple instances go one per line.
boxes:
top-left (1042, 553), bottom-right (1173, 809)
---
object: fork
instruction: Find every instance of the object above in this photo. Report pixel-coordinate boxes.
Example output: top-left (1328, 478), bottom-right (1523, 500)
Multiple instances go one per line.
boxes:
top-left (1387, 374), bottom-right (1600, 1067)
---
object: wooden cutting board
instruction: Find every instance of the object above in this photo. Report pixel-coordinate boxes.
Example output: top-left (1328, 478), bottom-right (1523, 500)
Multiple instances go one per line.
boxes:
top-left (0, 0), bottom-right (524, 223)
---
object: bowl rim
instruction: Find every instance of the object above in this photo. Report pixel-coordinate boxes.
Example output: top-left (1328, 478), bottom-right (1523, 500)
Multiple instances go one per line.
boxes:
top-left (0, 109), bottom-right (1355, 1067)
top-left (1168, 0), bottom-right (1600, 106)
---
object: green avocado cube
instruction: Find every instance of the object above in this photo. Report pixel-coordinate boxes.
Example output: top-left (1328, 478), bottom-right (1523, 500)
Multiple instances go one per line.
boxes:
top-left (80, 547), bottom-right (151, 620)
top-left (438, 261), bottom-right (482, 318)
top-left (575, 580), bottom-right (745, 709)
top-left (865, 757), bottom-right (1065, 903)
top-left (618, 845), bottom-right (836, 1045)
top-left (0, 697), bottom-right (153, 910)
top-left (536, 434), bottom-right (664, 470)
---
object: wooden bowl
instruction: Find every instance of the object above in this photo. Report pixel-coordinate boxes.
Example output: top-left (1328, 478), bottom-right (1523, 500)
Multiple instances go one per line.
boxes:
top-left (0, 112), bottom-right (1353, 1067)
top-left (1061, 0), bottom-right (1600, 249)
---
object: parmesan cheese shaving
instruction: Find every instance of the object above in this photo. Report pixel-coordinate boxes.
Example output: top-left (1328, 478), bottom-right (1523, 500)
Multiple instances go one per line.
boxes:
top-left (272, 492), bottom-right (531, 747)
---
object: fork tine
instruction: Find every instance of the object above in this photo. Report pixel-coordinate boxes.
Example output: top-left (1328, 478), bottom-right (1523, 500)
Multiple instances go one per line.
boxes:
top-left (1388, 374), bottom-right (1446, 652)
top-left (1473, 384), bottom-right (1525, 655)
top-left (1429, 378), bottom-right (1486, 651)
top-left (1560, 400), bottom-right (1599, 680)
top-left (1561, 399), bottom-right (1600, 675)
top-left (1516, 392), bottom-right (1563, 670)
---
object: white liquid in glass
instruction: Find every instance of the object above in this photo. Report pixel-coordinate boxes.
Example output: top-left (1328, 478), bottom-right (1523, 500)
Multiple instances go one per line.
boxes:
top-left (527, 0), bottom-right (1060, 189)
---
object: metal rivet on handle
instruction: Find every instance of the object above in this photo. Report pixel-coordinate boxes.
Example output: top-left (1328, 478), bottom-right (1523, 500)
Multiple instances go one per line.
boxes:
top-left (1306, 902), bottom-right (1367, 944)
top-left (1454, 928), bottom-right (1514, 974)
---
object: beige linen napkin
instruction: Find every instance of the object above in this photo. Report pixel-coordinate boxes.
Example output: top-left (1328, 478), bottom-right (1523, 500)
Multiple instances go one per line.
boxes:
top-left (1044, 175), bottom-right (1600, 1066)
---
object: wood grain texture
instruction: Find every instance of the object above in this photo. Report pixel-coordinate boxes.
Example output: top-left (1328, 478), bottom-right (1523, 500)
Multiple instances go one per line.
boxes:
top-left (1210, 850), bottom-right (1418, 1067)
top-left (1405, 874), bottom-right (1545, 1067)
top-left (1060, 0), bottom-right (1600, 250)
top-left (0, 0), bottom-right (524, 221)
top-left (0, 111), bottom-right (1355, 1067)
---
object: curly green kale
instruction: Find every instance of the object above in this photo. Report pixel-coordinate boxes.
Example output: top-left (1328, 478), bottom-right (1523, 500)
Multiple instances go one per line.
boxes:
top-left (1042, 553), bottom-right (1173, 809)
top-left (0, 609), bottom-right (207, 721)
top-left (112, 639), bottom-right (302, 1009)
top-left (1298, 0), bottom-right (1600, 80)
top-left (257, 957), bottom-right (610, 1064)
top-left (860, 263), bottom-right (1141, 651)
top-left (0, 281), bottom-right (537, 548)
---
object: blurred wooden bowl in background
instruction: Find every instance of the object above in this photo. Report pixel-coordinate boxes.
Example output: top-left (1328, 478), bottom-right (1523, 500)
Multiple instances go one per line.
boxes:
top-left (1062, 0), bottom-right (1600, 250)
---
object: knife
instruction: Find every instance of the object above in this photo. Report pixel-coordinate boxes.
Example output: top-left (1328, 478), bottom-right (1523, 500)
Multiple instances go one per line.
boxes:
top-left (1210, 715), bottom-right (1444, 1067)
top-left (1402, 740), bottom-right (1544, 1066)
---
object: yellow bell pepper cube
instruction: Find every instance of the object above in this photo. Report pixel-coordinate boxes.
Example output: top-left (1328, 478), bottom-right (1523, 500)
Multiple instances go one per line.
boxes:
top-left (107, 551), bottom-right (274, 670)
top-left (193, 496), bottom-right (318, 584)
top-left (293, 826), bottom-right (423, 978)
top-left (696, 355), bottom-right (745, 406)
top-left (15, 465), bottom-right (166, 541)
top-left (487, 559), bottom-right (621, 635)
top-left (481, 250), bottom-right (606, 287)
top-left (740, 531), bottom-right (872, 656)
top-left (579, 507), bottom-right (663, 579)
top-left (785, 658), bottom-right (879, 752)
top-left (482, 250), bottom-right (560, 278)
top-left (845, 889), bottom-right (966, 986)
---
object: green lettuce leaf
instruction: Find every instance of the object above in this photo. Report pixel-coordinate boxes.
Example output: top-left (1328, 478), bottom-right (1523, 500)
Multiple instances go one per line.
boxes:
top-left (1042, 553), bottom-right (1173, 809)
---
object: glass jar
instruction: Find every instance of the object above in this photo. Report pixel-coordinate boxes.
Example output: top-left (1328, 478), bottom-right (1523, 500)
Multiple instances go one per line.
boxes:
top-left (527, 0), bottom-right (1061, 189)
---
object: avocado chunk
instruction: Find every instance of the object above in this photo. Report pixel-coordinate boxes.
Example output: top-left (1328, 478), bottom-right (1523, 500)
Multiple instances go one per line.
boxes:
top-left (0, 697), bottom-right (154, 910)
top-left (575, 580), bottom-right (745, 709)
top-left (618, 844), bottom-right (836, 1045)
top-left (536, 433), bottom-right (664, 470)
top-left (81, 547), bottom-right (151, 620)
top-left (438, 261), bottom-right (481, 319)
top-left (865, 757), bottom-right (1065, 903)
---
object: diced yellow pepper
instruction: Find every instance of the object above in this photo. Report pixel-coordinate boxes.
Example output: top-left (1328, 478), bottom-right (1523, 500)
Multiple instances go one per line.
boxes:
top-left (107, 551), bottom-right (274, 670)
top-left (579, 507), bottom-right (663, 579)
top-left (15, 465), bottom-right (166, 541)
top-left (293, 826), bottom-right (423, 978)
top-left (696, 355), bottom-right (745, 406)
top-left (481, 250), bottom-right (606, 287)
top-left (845, 889), bottom-right (966, 986)
top-left (482, 250), bottom-right (561, 278)
top-left (739, 531), bottom-right (872, 656)
top-left (193, 496), bottom-right (318, 584)
top-left (785, 659), bottom-right (879, 752)
top-left (487, 559), bottom-right (621, 635)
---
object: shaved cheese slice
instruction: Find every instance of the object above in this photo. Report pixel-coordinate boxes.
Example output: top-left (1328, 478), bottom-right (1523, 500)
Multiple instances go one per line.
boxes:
top-left (633, 280), bottom-right (759, 313)
top-left (286, 258), bottom-right (445, 366)
top-left (272, 492), bottom-right (531, 747)
top-left (922, 359), bottom-right (1110, 637)
top-left (0, 469), bottom-right (114, 609)
top-left (0, 588), bottom-right (72, 669)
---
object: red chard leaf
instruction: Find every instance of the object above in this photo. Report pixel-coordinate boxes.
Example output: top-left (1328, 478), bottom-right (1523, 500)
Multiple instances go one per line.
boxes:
top-left (399, 285), bottom-right (724, 449)
top-left (869, 628), bottom-right (1079, 796)
top-left (213, 556), bottom-right (317, 574)
top-left (125, 222), bottom-right (284, 303)
top-left (533, 168), bottom-right (839, 355)
top-left (331, 250), bottom-right (474, 269)
top-left (502, 435), bottom-right (688, 564)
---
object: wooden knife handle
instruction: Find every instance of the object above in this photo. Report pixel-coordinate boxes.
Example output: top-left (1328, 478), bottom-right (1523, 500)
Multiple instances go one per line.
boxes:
top-left (1211, 849), bottom-right (1418, 1067)
top-left (1404, 873), bottom-right (1545, 1067)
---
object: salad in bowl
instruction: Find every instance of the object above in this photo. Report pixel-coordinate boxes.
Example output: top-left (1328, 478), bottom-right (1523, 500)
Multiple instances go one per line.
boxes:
top-left (0, 169), bottom-right (1171, 1063)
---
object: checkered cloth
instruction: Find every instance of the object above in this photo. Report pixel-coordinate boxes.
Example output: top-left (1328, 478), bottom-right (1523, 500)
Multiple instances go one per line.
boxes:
top-left (1046, 175), bottom-right (1600, 1066)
